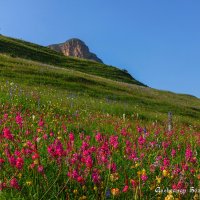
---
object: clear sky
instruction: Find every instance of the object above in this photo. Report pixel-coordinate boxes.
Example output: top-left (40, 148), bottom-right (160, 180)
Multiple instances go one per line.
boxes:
top-left (1, 0), bottom-right (200, 97)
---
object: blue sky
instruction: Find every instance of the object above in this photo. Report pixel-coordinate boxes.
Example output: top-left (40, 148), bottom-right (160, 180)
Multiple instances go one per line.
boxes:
top-left (1, 0), bottom-right (200, 97)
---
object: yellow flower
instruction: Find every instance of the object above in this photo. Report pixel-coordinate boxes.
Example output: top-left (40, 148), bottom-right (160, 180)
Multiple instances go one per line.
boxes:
top-left (194, 193), bottom-right (199, 200)
top-left (18, 173), bottom-right (22, 179)
top-left (137, 171), bottom-right (141, 176)
top-left (57, 136), bottom-right (62, 140)
top-left (79, 196), bottom-right (87, 200)
top-left (150, 185), bottom-right (155, 190)
top-left (141, 169), bottom-right (146, 175)
top-left (73, 189), bottom-right (78, 194)
top-left (110, 173), bottom-right (119, 182)
top-left (26, 181), bottom-right (32, 186)
top-left (135, 163), bottom-right (139, 168)
top-left (111, 188), bottom-right (120, 196)
top-left (23, 143), bottom-right (27, 147)
top-left (82, 185), bottom-right (86, 190)
top-left (94, 186), bottom-right (97, 191)
top-left (165, 190), bottom-right (174, 200)
top-left (156, 176), bottom-right (161, 184)
top-left (162, 170), bottom-right (168, 177)
top-left (34, 159), bottom-right (39, 165)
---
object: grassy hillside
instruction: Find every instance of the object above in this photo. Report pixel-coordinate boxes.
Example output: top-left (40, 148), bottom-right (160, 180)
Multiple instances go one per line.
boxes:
top-left (0, 53), bottom-right (200, 126)
top-left (0, 34), bottom-right (145, 86)
top-left (1, 35), bottom-right (200, 200)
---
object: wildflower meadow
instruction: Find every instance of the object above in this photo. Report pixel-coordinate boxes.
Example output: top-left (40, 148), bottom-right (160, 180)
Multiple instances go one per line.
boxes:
top-left (0, 82), bottom-right (200, 200)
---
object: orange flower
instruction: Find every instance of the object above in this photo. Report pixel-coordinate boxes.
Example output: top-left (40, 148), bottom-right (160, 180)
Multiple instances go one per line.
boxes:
top-left (111, 188), bottom-right (120, 196)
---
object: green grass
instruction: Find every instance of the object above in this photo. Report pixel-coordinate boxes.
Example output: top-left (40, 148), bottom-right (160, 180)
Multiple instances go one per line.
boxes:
top-left (0, 53), bottom-right (200, 127)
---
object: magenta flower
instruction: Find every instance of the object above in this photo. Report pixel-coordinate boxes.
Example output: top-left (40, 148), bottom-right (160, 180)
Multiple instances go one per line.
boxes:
top-left (138, 135), bottom-right (146, 145)
top-left (10, 178), bottom-right (20, 190)
top-left (137, 126), bottom-right (143, 133)
top-left (43, 134), bottom-right (48, 140)
top-left (3, 127), bottom-right (14, 141)
top-left (8, 156), bottom-right (16, 167)
top-left (37, 165), bottom-right (44, 173)
top-left (141, 174), bottom-right (148, 182)
top-left (16, 157), bottom-right (24, 170)
top-left (163, 158), bottom-right (170, 167)
top-left (69, 132), bottom-right (75, 141)
top-left (95, 132), bottom-right (102, 142)
top-left (92, 169), bottom-right (101, 184)
top-left (16, 113), bottom-right (23, 127)
top-left (122, 185), bottom-right (129, 192)
top-left (109, 135), bottom-right (119, 149)
top-left (0, 182), bottom-right (6, 191)
top-left (0, 158), bottom-right (5, 167)
top-left (171, 149), bottom-right (176, 157)
top-left (185, 147), bottom-right (193, 161)
top-left (38, 118), bottom-right (44, 127)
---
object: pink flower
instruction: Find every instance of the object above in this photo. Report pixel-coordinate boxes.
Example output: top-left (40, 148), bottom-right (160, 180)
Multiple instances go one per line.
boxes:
top-left (92, 169), bottom-right (101, 184)
top-left (122, 185), bottom-right (129, 192)
top-left (8, 156), bottom-right (16, 167)
top-left (137, 126), bottom-right (143, 133)
top-left (0, 182), bottom-right (6, 191)
top-left (185, 147), bottom-right (193, 161)
top-left (162, 141), bottom-right (169, 149)
top-left (85, 155), bottom-right (93, 168)
top-left (138, 135), bottom-right (146, 145)
top-left (37, 165), bottom-right (44, 173)
top-left (4, 113), bottom-right (8, 120)
top-left (3, 127), bottom-right (14, 141)
top-left (107, 163), bottom-right (117, 173)
top-left (16, 157), bottom-right (24, 170)
top-left (182, 163), bottom-right (189, 171)
top-left (77, 176), bottom-right (84, 184)
top-left (43, 134), bottom-right (48, 140)
top-left (71, 169), bottom-right (79, 179)
top-left (109, 135), bottom-right (119, 149)
top-left (0, 158), bottom-right (5, 167)
top-left (14, 150), bottom-right (21, 157)
top-left (32, 153), bottom-right (39, 160)
top-left (130, 179), bottom-right (137, 187)
top-left (171, 149), bottom-right (176, 157)
top-left (69, 133), bottom-right (74, 141)
top-left (95, 132), bottom-right (102, 142)
top-left (50, 132), bottom-right (54, 137)
top-left (10, 178), bottom-right (20, 190)
top-left (121, 128), bottom-right (127, 136)
top-left (163, 158), bottom-right (170, 167)
top-left (38, 118), bottom-right (44, 127)
top-left (16, 113), bottom-right (23, 127)
top-left (141, 174), bottom-right (148, 182)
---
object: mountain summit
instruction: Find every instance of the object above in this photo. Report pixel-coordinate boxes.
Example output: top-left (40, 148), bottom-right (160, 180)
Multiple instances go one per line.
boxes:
top-left (48, 38), bottom-right (103, 63)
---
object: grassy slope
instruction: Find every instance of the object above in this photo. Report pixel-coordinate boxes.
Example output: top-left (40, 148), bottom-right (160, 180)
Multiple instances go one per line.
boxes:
top-left (0, 53), bottom-right (200, 127)
top-left (0, 34), bottom-right (144, 86)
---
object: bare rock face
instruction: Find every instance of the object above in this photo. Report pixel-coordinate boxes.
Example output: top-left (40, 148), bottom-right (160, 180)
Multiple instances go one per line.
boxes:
top-left (48, 38), bottom-right (103, 63)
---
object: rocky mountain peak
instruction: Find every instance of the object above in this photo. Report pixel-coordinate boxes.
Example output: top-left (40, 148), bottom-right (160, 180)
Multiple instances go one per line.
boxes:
top-left (48, 38), bottom-right (103, 63)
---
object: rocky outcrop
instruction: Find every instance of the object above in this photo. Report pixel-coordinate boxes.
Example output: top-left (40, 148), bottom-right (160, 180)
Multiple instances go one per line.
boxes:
top-left (48, 38), bottom-right (103, 63)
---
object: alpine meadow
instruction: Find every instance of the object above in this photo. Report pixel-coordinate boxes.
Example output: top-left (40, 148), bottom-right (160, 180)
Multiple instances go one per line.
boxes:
top-left (0, 32), bottom-right (200, 200)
